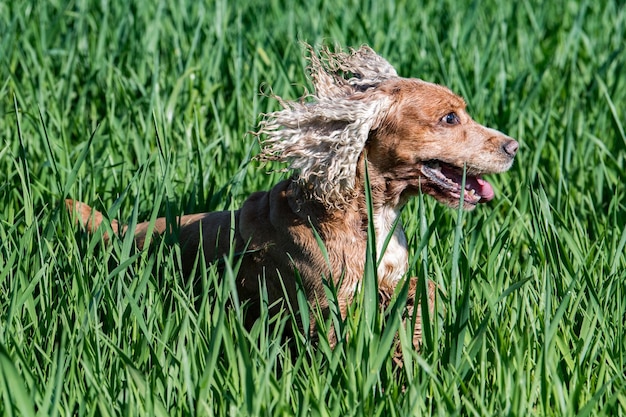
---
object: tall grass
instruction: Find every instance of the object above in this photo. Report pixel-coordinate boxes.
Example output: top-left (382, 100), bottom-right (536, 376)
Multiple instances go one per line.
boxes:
top-left (1, 0), bottom-right (625, 415)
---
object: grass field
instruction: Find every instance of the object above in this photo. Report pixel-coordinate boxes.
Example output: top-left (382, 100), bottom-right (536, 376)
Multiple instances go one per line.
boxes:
top-left (1, 0), bottom-right (625, 415)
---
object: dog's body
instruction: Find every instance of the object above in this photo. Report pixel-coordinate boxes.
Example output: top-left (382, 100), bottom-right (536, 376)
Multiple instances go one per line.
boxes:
top-left (68, 45), bottom-right (517, 349)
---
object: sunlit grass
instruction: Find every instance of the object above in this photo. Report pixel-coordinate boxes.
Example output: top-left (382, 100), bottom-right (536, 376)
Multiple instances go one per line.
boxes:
top-left (1, 0), bottom-right (625, 415)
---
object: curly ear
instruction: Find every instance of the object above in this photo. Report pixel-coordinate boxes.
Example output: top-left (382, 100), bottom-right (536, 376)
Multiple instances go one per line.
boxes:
top-left (257, 45), bottom-right (399, 208)
top-left (258, 92), bottom-right (393, 207)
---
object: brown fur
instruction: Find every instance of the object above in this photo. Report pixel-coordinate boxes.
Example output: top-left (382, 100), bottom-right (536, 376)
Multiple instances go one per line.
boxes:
top-left (67, 45), bottom-right (517, 353)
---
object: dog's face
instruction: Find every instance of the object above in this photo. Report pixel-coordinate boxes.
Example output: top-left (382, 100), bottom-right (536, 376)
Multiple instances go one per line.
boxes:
top-left (367, 78), bottom-right (518, 209)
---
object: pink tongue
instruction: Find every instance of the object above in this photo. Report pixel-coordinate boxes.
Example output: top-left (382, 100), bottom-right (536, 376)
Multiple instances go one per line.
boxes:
top-left (439, 165), bottom-right (495, 202)
top-left (471, 177), bottom-right (495, 202)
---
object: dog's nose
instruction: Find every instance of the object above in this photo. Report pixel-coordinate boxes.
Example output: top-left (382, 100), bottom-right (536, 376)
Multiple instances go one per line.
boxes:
top-left (502, 139), bottom-right (519, 157)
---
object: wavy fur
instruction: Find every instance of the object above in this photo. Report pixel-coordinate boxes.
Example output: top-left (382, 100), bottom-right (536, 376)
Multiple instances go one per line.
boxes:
top-left (258, 45), bottom-right (399, 208)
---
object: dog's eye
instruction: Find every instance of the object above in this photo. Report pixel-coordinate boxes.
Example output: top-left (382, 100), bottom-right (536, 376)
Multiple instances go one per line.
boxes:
top-left (442, 112), bottom-right (460, 125)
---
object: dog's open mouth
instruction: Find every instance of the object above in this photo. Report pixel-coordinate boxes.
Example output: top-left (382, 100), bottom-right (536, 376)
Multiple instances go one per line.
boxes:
top-left (420, 162), bottom-right (494, 206)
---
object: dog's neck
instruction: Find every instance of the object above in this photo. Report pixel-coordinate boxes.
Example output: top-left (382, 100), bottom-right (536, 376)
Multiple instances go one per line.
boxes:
top-left (371, 204), bottom-right (409, 286)
top-left (288, 174), bottom-right (409, 287)
top-left (355, 159), bottom-right (410, 287)
top-left (329, 195), bottom-right (409, 288)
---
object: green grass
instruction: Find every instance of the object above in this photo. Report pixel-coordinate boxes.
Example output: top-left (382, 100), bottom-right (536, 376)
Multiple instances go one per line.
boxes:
top-left (1, 0), bottom-right (625, 415)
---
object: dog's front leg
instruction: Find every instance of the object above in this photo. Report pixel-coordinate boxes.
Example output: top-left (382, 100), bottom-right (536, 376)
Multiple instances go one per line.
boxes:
top-left (379, 277), bottom-right (436, 361)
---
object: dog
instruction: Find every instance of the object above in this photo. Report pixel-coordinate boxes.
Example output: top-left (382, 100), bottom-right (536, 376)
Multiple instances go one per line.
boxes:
top-left (67, 45), bottom-right (518, 351)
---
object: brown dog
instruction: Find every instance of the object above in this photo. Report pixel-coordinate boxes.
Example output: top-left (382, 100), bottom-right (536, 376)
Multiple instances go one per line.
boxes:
top-left (67, 45), bottom-right (517, 350)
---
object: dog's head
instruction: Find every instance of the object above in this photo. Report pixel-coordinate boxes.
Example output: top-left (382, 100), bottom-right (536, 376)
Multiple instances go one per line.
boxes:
top-left (366, 78), bottom-right (518, 209)
top-left (258, 45), bottom-right (517, 210)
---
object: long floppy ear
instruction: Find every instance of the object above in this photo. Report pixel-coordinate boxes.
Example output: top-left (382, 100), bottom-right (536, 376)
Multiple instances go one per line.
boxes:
top-left (258, 45), bottom-right (399, 208)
